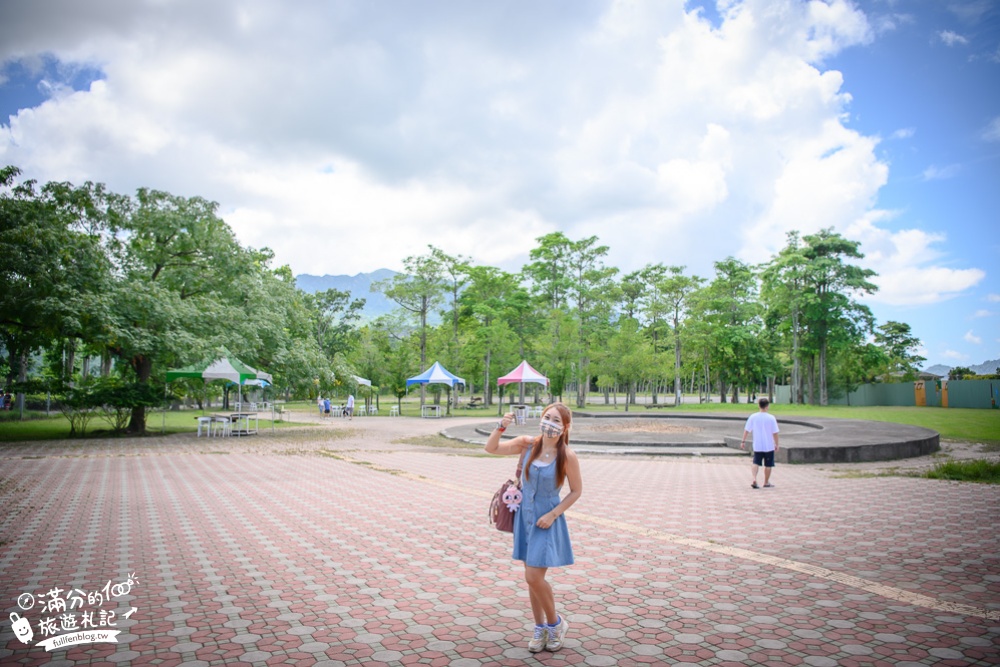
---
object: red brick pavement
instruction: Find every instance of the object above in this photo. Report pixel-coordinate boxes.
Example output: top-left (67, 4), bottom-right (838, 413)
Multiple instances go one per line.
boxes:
top-left (1, 417), bottom-right (998, 666)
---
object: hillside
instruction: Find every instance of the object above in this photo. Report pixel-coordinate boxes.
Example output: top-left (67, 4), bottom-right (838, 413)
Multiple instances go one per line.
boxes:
top-left (295, 269), bottom-right (399, 319)
top-left (924, 359), bottom-right (1000, 377)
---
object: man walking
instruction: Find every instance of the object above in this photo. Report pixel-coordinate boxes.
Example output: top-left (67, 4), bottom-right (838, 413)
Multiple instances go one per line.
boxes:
top-left (740, 398), bottom-right (779, 489)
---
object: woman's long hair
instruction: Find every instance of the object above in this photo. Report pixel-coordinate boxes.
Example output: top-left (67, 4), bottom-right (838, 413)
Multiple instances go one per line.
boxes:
top-left (523, 402), bottom-right (572, 488)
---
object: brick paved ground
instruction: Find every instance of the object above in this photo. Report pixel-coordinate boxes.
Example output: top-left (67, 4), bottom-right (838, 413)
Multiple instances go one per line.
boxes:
top-left (1, 413), bottom-right (998, 666)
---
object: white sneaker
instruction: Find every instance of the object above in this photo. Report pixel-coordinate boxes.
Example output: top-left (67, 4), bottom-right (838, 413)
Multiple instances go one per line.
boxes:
top-left (546, 617), bottom-right (569, 651)
top-left (528, 625), bottom-right (548, 653)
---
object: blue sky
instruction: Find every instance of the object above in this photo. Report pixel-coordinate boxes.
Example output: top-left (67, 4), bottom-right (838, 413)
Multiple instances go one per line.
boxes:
top-left (0, 0), bottom-right (997, 368)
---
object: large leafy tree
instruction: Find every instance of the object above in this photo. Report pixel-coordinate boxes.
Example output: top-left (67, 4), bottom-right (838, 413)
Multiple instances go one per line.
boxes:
top-left (430, 246), bottom-right (470, 371)
top-left (693, 258), bottom-right (764, 403)
top-left (761, 231), bottom-right (810, 403)
top-left (305, 288), bottom-right (366, 362)
top-left (459, 265), bottom-right (521, 404)
top-left (658, 266), bottom-right (704, 406)
top-left (374, 249), bottom-right (444, 404)
top-left (0, 170), bottom-right (110, 410)
top-left (596, 316), bottom-right (652, 410)
top-left (874, 320), bottom-right (925, 382)
top-left (567, 236), bottom-right (618, 407)
top-left (101, 188), bottom-right (253, 432)
top-left (800, 229), bottom-right (878, 405)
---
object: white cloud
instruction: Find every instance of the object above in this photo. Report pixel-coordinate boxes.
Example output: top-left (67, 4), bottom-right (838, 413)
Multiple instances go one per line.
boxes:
top-left (845, 216), bottom-right (984, 305)
top-left (964, 330), bottom-right (982, 344)
top-left (890, 127), bottom-right (915, 139)
top-left (922, 164), bottom-right (961, 181)
top-left (943, 349), bottom-right (968, 361)
top-left (0, 0), bottom-right (982, 312)
top-left (937, 30), bottom-right (969, 47)
top-left (0, 0), bottom-right (889, 277)
top-left (870, 13), bottom-right (914, 35)
top-left (973, 309), bottom-right (994, 318)
top-left (983, 117), bottom-right (1000, 142)
top-left (947, 1), bottom-right (993, 23)
top-left (988, 294), bottom-right (1000, 303)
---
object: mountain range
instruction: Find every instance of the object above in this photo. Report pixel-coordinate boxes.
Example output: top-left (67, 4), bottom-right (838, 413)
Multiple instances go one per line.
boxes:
top-left (295, 269), bottom-right (399, 320)
top-left (924, 360), bottom-right (1000, 377)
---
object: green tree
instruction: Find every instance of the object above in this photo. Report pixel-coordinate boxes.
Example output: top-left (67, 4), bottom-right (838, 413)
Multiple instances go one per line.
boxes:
top-left (693, 258), bottom-right (763, 403)
top-left (460, 265), bottom-right (521, 404)
top-left (761, 231), bottom-right (810, 404)
top-left (800, 229), bottom-right (878, 405)
top-left (597, 316), bottom-right (652, 411)
top-left (305, 288), bottom-right (366, 361)
top-left (949, 366), bottom-right (973, 380)
top-left (0, 169), bottom-right (110, 413)
top-left (874, 320), bottom-right (925, 381)
top-left (374, 249), bottom-right (444, 405)
top-left (430, 246), bottom-right (470, 371)
top-left (101, 188), bottom-right (253, 432)
top-left (565, 236), bottom-right (618, 407)
top-left (658, 266), bottom-right (704, 406)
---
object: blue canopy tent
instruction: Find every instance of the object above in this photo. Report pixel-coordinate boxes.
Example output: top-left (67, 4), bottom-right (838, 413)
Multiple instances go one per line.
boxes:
top-left (406, 361), bottom-right (466, 416)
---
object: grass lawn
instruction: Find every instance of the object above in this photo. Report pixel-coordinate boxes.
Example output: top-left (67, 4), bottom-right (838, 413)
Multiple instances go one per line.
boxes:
top-left (568, 400), bottom-right (1000, 446)
top-left (0, 408), bottom-right (296, 442)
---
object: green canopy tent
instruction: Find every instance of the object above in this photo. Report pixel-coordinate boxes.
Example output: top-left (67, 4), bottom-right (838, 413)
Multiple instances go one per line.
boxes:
top-left (164, 354), bottom-right (273, 433)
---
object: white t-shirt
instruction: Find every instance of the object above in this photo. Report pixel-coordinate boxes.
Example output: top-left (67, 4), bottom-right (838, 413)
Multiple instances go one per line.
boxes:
top-left (347, 395), bottom-right (355, 409)
top-left (744, 411), bottom-right (779, 452)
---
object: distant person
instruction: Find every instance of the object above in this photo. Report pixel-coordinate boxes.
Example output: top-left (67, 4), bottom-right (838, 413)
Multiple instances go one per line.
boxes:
top-left (346, 393), bottom-right (355, 420)
top-left (323, 397), bottom-right (331, 417)
top-left (740, 397), bottom-right (780, 488)
top-left (317, 396), bottom-right (324, 416)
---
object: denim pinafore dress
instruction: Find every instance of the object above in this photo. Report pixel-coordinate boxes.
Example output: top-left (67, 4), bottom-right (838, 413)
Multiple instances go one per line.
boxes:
top-left (512, 444), bottom-right (574, 568)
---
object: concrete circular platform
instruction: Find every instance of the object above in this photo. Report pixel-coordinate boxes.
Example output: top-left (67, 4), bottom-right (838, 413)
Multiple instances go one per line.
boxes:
top-left (443, 411), bottom-right (940, 463)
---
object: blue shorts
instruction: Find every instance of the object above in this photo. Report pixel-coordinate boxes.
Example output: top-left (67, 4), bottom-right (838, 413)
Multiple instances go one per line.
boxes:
top-left (753, 451), bottom-right (775, 467)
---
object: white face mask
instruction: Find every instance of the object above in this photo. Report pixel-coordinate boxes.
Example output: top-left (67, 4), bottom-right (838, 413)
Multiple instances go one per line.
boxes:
top-left (540, 419), bottom-right (563, 438)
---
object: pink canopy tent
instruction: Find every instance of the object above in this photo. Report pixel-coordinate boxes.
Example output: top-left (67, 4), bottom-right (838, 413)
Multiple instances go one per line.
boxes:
top-left (497, 360), bottom-right (549, 387)
top-left (497, 360), bottom-right (549, 414)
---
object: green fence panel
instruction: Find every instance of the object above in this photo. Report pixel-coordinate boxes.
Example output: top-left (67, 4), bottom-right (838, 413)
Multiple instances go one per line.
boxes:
top-left (776, 380), bottom-right (998, 408)
top-left (948, 380), bottom-right (1000, 409)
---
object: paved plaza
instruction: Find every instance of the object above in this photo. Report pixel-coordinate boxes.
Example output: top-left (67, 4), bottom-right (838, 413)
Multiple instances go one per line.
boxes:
top-left (1, 413), bottom-right (998, 666)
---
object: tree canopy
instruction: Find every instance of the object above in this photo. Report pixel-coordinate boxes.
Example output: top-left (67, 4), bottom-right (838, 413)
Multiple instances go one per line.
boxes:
top-left (2, 168), bottom-right (921, 427)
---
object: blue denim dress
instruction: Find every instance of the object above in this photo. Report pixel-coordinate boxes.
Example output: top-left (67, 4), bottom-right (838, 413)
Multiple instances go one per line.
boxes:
top-left (512, 447), bottom-right (574, 568)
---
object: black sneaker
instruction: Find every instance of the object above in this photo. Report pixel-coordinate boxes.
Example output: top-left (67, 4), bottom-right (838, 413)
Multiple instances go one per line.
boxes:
top-left (751, 481), bottom-right (759, 489)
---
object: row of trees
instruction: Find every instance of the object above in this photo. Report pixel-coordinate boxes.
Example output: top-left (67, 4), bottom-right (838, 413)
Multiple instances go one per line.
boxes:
top-left (373, 231), bottom-right (924, 411)
top-left (2, 168), bottom-right (926, 433)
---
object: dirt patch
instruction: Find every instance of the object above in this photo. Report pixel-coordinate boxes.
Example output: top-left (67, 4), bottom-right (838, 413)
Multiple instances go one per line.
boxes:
top-left (583, 419), bottom-right (702, 434)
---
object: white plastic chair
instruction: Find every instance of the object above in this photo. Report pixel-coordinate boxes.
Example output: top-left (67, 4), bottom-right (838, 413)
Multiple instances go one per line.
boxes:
top-left (212, 416), bottom-right (231, 437)
top-left (390, 405), bottom-right (399, 416)
top-left (197, 416), bottom-right (213, 437)
top-left (356, 405), bottom-right (366, 416)
top-left (368, 405), bottom-right (378, 416)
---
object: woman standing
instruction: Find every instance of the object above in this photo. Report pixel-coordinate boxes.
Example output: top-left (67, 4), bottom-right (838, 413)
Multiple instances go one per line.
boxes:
top-left (485, 402), bottom-right (582, 652)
